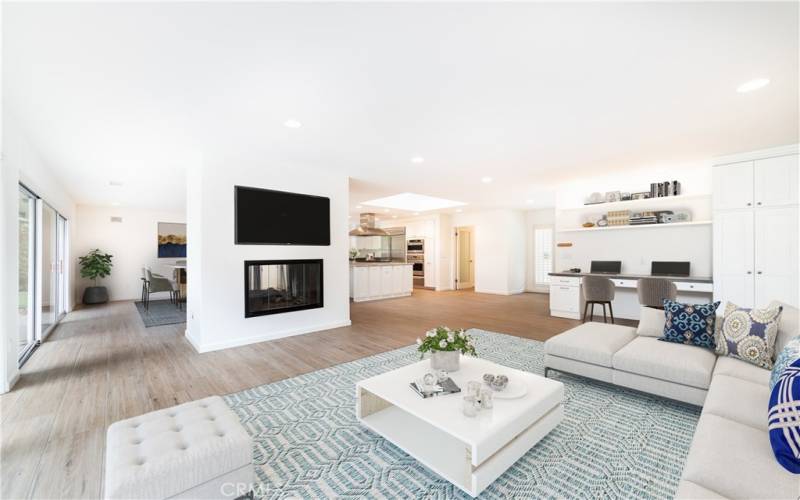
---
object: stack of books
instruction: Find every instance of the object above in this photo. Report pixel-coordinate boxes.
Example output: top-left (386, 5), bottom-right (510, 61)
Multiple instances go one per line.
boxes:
top-left (629, 211), bottom-right (658, 225)
top-left (409, 377), bottom-right (461, 399)
top-left (607, 210), bottom-right (630, 226)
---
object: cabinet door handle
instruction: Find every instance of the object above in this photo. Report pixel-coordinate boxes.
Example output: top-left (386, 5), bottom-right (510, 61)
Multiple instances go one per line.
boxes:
top-left (756, 202), bottom-right (762, 206)
top-left (746, 271), bottom-right (752, 274)
top-left (746, 202), bottom-right (752, 206)
top-left (757, 271), bottom-right (763, 275)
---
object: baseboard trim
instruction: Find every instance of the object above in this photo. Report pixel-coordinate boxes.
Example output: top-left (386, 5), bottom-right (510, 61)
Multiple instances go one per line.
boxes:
top-left (475, 288), bottom-right (526, 296)
top-left (3, 371), bottom-right (21, 394)
top-left (190, 319), bottom-right (353, 353)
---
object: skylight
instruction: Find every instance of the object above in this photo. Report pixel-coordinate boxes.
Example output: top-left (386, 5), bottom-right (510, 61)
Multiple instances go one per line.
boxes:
top-left (362, 193), bottom-right (466, 212)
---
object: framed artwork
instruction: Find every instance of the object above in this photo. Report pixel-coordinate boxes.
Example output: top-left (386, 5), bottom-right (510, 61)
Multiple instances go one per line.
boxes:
top-left (158, 222), bottom-right (187, 258)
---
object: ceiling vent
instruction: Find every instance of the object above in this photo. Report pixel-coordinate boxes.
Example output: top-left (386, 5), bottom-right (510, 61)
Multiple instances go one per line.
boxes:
top-left (110, 216), bottom-right (123, 223)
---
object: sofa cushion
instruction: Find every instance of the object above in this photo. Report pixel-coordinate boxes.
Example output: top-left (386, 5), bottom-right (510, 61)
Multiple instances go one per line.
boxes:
top-left (674, 480), bottom-right (726, 499)
top-left (660, 299), bottom-right (720, 350)
top-left (703, 374), bottom-right (769, 431)
top-left (712, 356), bottom-right (770, 386)
top-left (770, 301), bottom-right (799, 360)
top-left (716, 302), bottom-right (783, 369)
top-left (612, 337), bottom-right (716, 389)
top-left (636, 306), bottom-right (665, 337)
top-left (681, 414), bottom-right (796, 500)
top-left (544, 322), bottom-right (636, 368)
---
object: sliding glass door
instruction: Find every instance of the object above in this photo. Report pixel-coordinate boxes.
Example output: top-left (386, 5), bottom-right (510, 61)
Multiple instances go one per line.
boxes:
top-left (18, 186), bottom-right (69, 365)
top-left (18, 186), bottom-right (37, 361)
top-left (41, 204), bottom-right (58, 336)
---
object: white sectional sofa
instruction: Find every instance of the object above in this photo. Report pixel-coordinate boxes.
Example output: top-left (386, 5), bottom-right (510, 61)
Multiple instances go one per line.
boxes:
top-left (543, 301), bottom-right (799, 499)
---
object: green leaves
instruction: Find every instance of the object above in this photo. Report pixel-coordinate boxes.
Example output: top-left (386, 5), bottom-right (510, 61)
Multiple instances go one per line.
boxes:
top-left (79, 249), bottom-right (113, 285)
top-left (416, 326), bottom-right (477, 359)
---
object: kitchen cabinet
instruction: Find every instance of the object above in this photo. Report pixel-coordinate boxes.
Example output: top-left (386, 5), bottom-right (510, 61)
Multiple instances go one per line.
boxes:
top-left (350, 264), bottom-right (413, 302)
top-left (713, 152), bottom-right (798, 308)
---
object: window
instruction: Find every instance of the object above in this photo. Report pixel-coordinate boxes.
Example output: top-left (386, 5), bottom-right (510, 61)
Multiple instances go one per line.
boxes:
top-left (534, 227), bottom-right (554, 286)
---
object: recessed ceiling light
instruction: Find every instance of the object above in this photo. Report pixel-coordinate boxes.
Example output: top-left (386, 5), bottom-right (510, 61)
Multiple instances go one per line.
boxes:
top-left (356, 205), bottom-right (362, 209)
top-left (392, 215), bottom-right (398, 219)
top-left (383, 208), bottom-right (390, 213)
top-left (456, 209), bottom-right (463, 213)
top-left (284, 119), bottom-right (302, 128)
top-left (111, 202), bottom-right (121, 206)
top-left (525, 199), bottom-right (534, 204)
top-left (411, 156), bottom-right (424, 164)
top-left (481, 176), bottom-right (493, 184)
top-left (363, 192), bottom-right (467, 212)
top-left (736, 78), bottom-right (770, 93)
top-left (413, 212), bottom-right (420, 216)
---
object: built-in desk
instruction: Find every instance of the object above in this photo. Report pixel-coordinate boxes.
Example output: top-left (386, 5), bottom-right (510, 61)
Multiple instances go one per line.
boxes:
top-left (547, 272), bottom-right (713, 320)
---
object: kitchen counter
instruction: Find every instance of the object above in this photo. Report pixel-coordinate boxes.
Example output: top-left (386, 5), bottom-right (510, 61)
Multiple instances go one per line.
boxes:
top-left (350, 263), bottom-right (413, 302)
top-left (350, 261), bottom-right (411, 267)
top-left (549, 272), bottom-right (712, 283)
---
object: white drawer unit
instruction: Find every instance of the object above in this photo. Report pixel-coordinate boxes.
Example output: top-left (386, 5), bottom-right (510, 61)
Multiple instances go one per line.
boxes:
top-left (549, 278), bottom-right (582, 319)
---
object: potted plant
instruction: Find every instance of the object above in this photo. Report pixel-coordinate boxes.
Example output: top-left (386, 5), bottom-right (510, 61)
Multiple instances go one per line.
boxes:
top-left (80, 249), bottom-right (113, 304)
top-left (416, 326), bottom-right (477, 372)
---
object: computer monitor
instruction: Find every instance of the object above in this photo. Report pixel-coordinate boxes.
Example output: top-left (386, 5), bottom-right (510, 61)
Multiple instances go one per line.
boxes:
top-left (651, 261), bottom-right (690, 276)
top-left (590, 261), bottom-right (622, 274)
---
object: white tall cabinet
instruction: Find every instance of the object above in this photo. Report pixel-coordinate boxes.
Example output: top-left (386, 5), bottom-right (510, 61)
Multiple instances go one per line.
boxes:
top-left (713, 149), bottom-right (799, 308)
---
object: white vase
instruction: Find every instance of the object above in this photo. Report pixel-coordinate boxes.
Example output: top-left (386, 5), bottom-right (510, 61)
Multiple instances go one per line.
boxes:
top-left (430, 350), bottom-right (460, 372)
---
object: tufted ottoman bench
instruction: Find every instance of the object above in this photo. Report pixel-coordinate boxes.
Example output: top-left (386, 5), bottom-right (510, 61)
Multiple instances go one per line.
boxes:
top-left (104, 396), bottom-right (254, 499)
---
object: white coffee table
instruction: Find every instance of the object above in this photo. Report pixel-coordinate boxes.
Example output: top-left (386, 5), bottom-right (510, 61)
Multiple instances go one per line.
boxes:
top-left (356, 355), bottom-right (564, 497)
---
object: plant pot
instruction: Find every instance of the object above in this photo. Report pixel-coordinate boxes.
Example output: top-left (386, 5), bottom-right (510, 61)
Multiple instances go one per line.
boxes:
top-left (83, 286), bottom-right (109, 305)
top-left (430, 350), bottom-right (460, 372)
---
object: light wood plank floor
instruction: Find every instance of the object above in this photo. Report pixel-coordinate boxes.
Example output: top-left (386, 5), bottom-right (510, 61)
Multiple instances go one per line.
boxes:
top-left (1, 289), bottom-right (628, 499)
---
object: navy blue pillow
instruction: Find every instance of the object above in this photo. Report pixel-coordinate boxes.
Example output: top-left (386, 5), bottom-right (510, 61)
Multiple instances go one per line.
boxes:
top-left (659, 300), bottom-right (720, 350)
top-left (768, 357), bottom-right (800, 473)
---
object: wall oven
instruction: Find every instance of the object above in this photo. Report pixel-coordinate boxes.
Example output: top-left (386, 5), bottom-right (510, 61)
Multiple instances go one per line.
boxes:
top-left (407, 239), bottom-right (424, 254)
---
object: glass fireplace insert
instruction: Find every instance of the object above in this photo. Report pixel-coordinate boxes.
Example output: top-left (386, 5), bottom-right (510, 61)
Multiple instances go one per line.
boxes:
top-left (244, 259), bottom-right (323, 317)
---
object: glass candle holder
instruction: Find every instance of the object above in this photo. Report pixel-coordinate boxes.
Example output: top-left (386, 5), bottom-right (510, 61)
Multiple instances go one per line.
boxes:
top-left (467, 381), bottom-right (482, 398)
top-left (480, 388), bottom-right (493, 409)
top-left (462, 395), bottom-right (478, 417)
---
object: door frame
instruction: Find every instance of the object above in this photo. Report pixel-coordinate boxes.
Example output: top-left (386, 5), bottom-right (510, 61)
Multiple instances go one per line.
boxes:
top-left (455, 226), bottom-right (475, 290)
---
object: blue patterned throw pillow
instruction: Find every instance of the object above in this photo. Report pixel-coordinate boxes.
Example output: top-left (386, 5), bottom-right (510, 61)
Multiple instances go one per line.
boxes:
top-left (768, 358), bottom-right (800, 473)
top-left (716, 302), bottom-right (783, 369)
top-left (659, 300), bottom-right (720, 349)
top-left (771, 336), bottom-right (800, 390)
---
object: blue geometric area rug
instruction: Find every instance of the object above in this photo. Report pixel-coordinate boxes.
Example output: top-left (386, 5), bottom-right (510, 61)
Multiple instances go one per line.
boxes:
top-left (225, 330), bottom-right (701, 499)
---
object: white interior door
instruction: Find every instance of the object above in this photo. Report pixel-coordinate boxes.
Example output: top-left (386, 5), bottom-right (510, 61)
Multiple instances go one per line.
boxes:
top-left (754, 154), bottom-right (799, 208)
top-left (712, 161), bottom-right (753, 210)
top-left (754, 206), bottom-right (799, 307)
top-left (456, 227), bottom-right (474, 289)
top-left (713, 210), bottom-right (754, 307)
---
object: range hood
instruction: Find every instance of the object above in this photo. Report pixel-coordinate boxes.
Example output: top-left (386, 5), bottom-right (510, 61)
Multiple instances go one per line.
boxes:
top-left (349, 213), bottom-right (391, 236)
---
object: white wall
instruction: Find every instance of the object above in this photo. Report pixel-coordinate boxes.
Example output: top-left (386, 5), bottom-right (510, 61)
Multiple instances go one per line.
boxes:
top-left (451, 209), bottom-right (527, 295)
top-left (2, 110), bottom-right (77, 393)
top-left (74, 205), bottom-right (186, 302)
top-left (186, 161), bottom-right (350, 353)
top-left (554, 161), bottom-right (713, 277)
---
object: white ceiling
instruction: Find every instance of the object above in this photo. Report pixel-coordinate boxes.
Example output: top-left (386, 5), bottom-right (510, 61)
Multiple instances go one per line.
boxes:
top-left (4, 2), bottom-right (798, 213)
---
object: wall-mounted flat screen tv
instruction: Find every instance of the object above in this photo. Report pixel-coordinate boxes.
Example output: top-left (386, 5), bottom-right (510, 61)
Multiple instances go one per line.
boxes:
top-left (235, 186), bottom-right (330, 245)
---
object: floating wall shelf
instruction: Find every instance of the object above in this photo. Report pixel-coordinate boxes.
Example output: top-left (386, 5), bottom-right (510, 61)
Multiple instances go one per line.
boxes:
top-left (556, 220), bottom-right (712, 233)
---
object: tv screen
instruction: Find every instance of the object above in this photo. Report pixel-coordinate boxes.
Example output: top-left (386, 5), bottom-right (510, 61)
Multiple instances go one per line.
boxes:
top-left (235, 186), bottom-right (330, 245)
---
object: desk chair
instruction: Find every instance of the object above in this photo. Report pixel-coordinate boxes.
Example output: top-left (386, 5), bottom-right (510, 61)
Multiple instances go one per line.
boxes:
top-left (638, 278), bottom-right (677, 309)
top-left (582, 276), bottom-right (615, 324)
